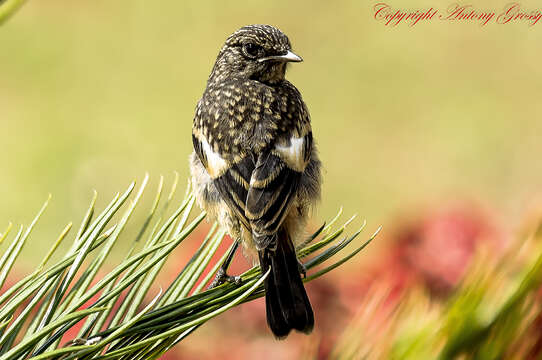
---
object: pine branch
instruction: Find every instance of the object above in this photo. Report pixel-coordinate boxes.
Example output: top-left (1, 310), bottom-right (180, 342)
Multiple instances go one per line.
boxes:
top-left (0, 174), bottom-right (377, 360)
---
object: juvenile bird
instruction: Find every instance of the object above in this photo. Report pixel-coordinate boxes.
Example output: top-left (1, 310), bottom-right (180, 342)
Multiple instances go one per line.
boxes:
top-left (189, 24), bottom-right (321, 338)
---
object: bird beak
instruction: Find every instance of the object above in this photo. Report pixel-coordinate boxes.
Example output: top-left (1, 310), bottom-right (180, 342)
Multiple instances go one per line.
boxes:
top-left (258, 50), bottom-right (303, 63)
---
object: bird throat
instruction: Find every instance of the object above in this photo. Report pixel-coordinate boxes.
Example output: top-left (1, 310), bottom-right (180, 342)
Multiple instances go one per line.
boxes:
top-left (255, 62), bottom-right (287, 85)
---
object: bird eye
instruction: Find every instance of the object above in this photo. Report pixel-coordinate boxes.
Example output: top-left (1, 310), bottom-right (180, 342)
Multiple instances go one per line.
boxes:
top-left (242, 43), bottom-right (262, 58)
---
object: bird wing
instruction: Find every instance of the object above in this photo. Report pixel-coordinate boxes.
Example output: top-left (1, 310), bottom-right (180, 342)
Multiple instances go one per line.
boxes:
top-left (192, 79), bottom-right (313, 249)
top-left (193, 130), bottom-right (313, 250)
top-left (246, 132), bottom-right (312, 250)
top-left (212, 156), bottom-right (255, 232)
top-left (192, 132), bottom-right (254, 231)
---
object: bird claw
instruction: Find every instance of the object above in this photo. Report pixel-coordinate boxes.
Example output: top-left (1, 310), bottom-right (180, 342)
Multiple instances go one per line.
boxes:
top-left (209, 268), bottom-right (242, 288)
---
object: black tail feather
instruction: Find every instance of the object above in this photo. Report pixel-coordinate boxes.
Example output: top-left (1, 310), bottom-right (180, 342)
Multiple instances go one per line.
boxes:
top-left (258, 227), bottom-right (314, 338)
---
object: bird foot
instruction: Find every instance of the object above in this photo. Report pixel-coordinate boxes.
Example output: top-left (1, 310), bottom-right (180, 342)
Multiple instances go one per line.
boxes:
top-left (209, 268), bottom-right (242, 289)
top-left (297, 260), bottom-right (307, 279)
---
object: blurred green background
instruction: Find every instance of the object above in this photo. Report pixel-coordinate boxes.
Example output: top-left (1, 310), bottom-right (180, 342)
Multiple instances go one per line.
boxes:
top-left (2, 1), bottom-right (542, 359)
top-left (1, 0), bottom-right (542, 260)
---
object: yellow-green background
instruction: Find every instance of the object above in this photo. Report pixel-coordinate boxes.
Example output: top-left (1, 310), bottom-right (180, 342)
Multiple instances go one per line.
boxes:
top-left (1, 1), bottom-right (542, 259)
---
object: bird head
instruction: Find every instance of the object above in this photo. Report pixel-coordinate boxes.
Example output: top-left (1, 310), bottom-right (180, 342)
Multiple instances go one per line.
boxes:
top-left (208, 24), bottom-right (302, 85)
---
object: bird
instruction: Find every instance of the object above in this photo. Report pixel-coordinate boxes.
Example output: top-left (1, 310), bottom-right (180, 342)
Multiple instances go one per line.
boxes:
top-left (189, 24), bottom-right (321, 338)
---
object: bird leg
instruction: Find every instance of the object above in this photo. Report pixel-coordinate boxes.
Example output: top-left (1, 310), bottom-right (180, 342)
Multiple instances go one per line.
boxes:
top-left (209, 239), bottom-right (242, 288)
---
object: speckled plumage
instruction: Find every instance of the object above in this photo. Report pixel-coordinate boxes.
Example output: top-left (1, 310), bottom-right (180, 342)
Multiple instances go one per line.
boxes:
top-left (189, 24), bottom-right (321, 338)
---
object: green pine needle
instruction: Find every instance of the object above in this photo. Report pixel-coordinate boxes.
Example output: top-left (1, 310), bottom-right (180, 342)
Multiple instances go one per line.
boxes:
top-left (0, 176), bottom-right (375, 360)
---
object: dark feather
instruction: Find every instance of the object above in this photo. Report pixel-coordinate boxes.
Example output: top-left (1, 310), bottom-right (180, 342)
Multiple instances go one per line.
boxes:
top-left (192, 134), bottom-right (207, 169)
top-left (212, 156), bottom-right (255, 231)
top-left (247, 150), bottom-right (301, 250)
top-left (259, 227), bottom-right (314, 338)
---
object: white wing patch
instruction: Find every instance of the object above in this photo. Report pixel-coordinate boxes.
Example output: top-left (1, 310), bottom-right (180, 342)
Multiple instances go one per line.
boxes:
top-left (274, 136), bottom-right (307, 172)
top-left (201, 137), bottom-right (228, 178)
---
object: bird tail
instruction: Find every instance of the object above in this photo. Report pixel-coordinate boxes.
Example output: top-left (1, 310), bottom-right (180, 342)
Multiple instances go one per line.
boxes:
top-left (258, 227), bottom-right (314, 338)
